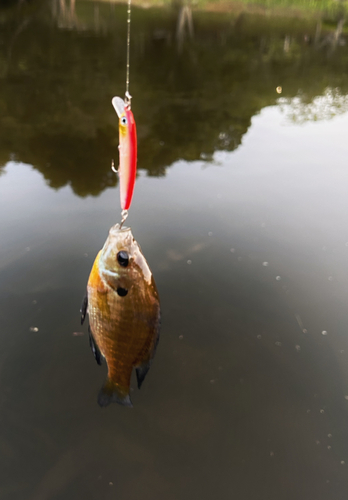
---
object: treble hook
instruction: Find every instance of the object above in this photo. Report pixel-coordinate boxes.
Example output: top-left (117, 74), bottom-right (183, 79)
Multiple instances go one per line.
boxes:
top-left (120, 209), bottom-right (129, 228)
top-left (111, 159), bottom-right (118, 173)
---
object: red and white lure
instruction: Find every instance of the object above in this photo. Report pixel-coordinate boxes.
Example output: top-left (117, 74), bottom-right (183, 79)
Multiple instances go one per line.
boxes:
top-left (112, 96), bottom-right (137, 213)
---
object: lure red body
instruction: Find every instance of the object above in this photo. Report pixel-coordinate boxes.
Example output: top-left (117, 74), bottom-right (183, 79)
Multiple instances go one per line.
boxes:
top-left (119, 108), bottom-right (137, 210)
top-left (112, 97), bottom-right (137, 211)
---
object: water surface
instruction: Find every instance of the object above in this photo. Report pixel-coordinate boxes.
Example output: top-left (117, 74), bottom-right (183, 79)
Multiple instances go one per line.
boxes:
top-left (1, 2), bottom-right (348, 499)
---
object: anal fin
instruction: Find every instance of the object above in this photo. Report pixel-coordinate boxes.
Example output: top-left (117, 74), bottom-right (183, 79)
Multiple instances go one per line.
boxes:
top-left (89, 327), bottom-right (102, 366)
top-left (136, 361), bottom-right (151, 389)
top-left (135, 311), bottom-right (161, 390)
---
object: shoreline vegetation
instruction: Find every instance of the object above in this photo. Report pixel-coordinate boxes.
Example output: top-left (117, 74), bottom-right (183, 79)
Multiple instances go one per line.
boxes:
top-left (1, 0), bottom-right (347, 23)
top-left (82, 0), bottom-right (348, 20)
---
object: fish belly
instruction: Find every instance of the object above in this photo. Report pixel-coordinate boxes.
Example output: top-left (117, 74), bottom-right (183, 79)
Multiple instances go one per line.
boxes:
top-left (87, 284), bottom-right (158, 396)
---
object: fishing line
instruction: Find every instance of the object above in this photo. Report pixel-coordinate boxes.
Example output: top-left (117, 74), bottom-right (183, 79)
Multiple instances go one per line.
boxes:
top-left (120, 0), bottom-right (132, 226)
top-left (125, 0), bottom-right (132, 109)
top-left (111, 0), bottom-right (135, 227)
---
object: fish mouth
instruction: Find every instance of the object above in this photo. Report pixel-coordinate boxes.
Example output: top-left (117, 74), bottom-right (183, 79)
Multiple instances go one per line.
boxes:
top-left (102, 224), bottom-right (152, 285)
top-left (107, 224), bottom-right (133, 248)
top-left (109, 223), bottom-right (131, 234)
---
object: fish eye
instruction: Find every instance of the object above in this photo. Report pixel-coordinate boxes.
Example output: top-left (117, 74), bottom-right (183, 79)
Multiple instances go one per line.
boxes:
top-left (117, 287), bottom-right (128, 297)
top-left (117, 250), bottom-right (129, 267)
top-left (121, 116), bottom-right (127, 126)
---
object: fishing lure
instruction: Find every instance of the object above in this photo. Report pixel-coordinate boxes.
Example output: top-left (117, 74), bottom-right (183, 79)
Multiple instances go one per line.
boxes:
top-left (112, 96), bottom-right (137, 212)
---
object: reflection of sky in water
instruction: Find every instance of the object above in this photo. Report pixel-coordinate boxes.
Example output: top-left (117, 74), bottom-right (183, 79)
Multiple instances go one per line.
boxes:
top-left (278, 87), bottom-right (348, 124)
top-left (2, 103), bottom-right (348, 277)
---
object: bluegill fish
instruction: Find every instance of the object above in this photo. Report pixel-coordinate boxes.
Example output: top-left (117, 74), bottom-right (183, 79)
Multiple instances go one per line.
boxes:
top-left (81, 224), bottom-right (160, 407)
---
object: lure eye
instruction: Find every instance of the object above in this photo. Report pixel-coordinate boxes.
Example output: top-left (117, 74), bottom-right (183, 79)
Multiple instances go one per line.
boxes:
top-left (117, 251), bottom-right (129, 267)
top-left (117, 287), bottom-right (128, 297)
top-left (121, 116), bottom-right (128, 126)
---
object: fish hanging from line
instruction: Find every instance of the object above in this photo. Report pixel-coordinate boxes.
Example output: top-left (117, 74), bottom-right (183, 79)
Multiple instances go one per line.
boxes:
top-left (112, 96), bottom-right (137, 211)
top-left (81, 223), bottom-right (160, 407)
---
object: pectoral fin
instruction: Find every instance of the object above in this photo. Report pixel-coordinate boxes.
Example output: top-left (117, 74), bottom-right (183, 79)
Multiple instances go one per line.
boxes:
top-left (80, 292), bottom-right (88, 325)
top-left (89, 327), bottom-right (102, 366)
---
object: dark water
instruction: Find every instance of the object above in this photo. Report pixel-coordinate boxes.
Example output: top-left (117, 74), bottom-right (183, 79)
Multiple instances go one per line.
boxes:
top-left (2, 1), bottom-right (348, 499)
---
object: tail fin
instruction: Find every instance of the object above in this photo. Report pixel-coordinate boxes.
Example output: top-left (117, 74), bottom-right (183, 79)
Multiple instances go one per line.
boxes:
top-left (98, 378), bottom-right (133, 408)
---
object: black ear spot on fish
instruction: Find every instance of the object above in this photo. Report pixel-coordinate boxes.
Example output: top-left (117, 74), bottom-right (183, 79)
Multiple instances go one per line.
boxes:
top-left (117, 287), bottom-right (128, 297)
top-left (117, 251), bottom-right (129, 267)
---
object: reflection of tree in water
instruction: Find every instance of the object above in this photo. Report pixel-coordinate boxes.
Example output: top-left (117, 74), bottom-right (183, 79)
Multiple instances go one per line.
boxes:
top-left (1, 0), bottom-right (348, 196)
top-left (52, 0), bottom-right (80, 30)
top-left (176, 5), bottom-right (194, 53)
top-left (279, 87), bottom-right (348, 123)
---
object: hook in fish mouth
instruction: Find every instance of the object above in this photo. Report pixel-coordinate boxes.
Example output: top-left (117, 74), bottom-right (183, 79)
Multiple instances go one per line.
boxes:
top-left (119, 209), bottom-right (129, 229)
